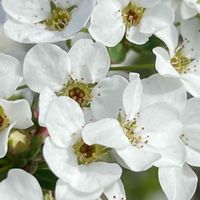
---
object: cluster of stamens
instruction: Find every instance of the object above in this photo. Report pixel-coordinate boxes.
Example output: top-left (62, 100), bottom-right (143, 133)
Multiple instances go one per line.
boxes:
top-left (122, 3), bottom-right (145, 28)
top-left (171, 49), bottom-right (195, 74)
top-left (118, 112), bottom-right (148, 148)
top-left (0, 106), bottom-right (10, 132)
top-left (44, 1), bottom-right (73, 31)
top-left (68, 87), bottom-right (86, 105)
top-left (73, 138), bottom-right (109, 165)
top-left (56, 79), bottom-right (94, 107)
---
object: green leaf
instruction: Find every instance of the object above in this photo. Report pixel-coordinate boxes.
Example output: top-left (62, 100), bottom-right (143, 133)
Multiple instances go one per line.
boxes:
top-left (34, 168), bottom-right (58, 190)
top-left (108, 43), bottom-right (128, 64)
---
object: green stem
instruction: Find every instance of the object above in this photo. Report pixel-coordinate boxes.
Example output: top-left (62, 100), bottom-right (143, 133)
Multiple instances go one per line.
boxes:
top-left (0, 159), bottom-right (9, 165)
top-left (0, 163), bottom-right (14, 174)
top-left (110, 64), bottom-right (155, 71)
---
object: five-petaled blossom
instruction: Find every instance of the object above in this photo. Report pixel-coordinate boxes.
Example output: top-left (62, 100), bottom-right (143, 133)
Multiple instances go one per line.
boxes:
top-left (43, 96), bottom-right (123, 199)
top-left (23, 39), bottom-right (128, 125)
top-left (89, 0), bottom-right (174, 47)
top-left (2, 0), bottom-right (95, 43)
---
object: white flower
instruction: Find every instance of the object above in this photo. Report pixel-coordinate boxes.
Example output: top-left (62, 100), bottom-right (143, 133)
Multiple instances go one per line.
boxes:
top-left (158, 164), bottom-right (197, 200)
top-left (0, 169), bottom-right (43, 200)
top-left (140, 74), bottom-right (199, 200)
top-left (0, 98), bottom-right (33, 158)
top-left (23, 39), bottom-right (128, 125)
top-left (0, 53), bottom-right (23, 98)
top-left (153, 18), bottom-right (200, 97)
top-left (158, 97), bottom-right (200, 200)
top-left (89, 0), bottom-right (174, 47)
top-left (43, 96), bottom-right (122, 194)
top-left (56, 179), bottom-right (126, 200)
top-left (2, 0), bottom-right (95, 43)
top-left (82, 73), bottom-right (184, 172)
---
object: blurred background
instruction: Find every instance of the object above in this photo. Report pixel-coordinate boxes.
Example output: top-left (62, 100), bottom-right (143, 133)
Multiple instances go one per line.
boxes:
top-left (0, 0), bottom-right (200, 199)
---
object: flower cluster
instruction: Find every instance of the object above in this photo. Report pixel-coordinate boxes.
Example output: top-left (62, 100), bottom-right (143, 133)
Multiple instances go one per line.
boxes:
top-left (0, 0), bottom-right (200, 200)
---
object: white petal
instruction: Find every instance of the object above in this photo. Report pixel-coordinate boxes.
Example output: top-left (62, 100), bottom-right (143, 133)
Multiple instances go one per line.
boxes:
top-left (181, 98), bottom-right (200, 130)
top-left (116, 145), bottom-right (160, 171)
top-left (123, 73), bottom-right (143, 120)
top-left (153, 47), bottom-right (179, 76)
top-left (62, 0), bottom-right (95, 39)
top-left (89, 0), bottom-right (125, 47)
top-left (56, 179), bottom-right (103, 200)
top-left (115, 0), bottom-right (129, 7)
top-left (82, 107), bottom-right (96, 124)
top-left (158, 164), bottom-right (198, 200)
top-left (180, 1), bottom-right (197, 20)
top-left (39, 87), bottom-right (57, 127)
top-left (140, 102), bottom-right (182, 148)
top-left (181, 18), bottom-right (200, 57)
top-left (0, 53), bottom-right (23, 98)
top-left (52, 0), bottom-right (80, 9)
top-left (154, 25), bottom-right (178, 54)
top-left (82, 118), bottom-right (130, 149)
top-left (104, 179), bottom-right (126, 200)
top-left (68, 39), bottom-right (110, 83)
top-left (0, 169), bottom-right (43, 200)
top-left (43, 137), bottom-right (79, 183)
top-left (45, 96), bottom-right (84, 148)
top-left (186, 146), bottom-right (200, 167)
top-left (91, 75), bottom-right (128, 119)
top-left (126, 26), bottom-right (151, 45)
top-left (153, 141), bottom-right (186, 168)
top-left (72, 162), bottom-right (122, 193)
top-left (4, 19), bottom-right (65, 43)
top-left (2, 0), bottom-right (50, 23)
top-left (142, 74), bottom-right (187, 113)
top-left (0, 99), bottom-right (33, 129)
top-left (140, 4), bottom-right (174, 34)
top-left (0, 123), bottom-right (15, 158)
top-left (134, 0), bottom-right (161, 8)
top-left (23, 43), bottom-right (70, 93)
top-left (181, 74), bottom-right (200, 97)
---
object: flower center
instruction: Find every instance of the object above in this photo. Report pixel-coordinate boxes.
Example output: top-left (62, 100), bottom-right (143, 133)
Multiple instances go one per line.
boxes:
top-left (0, 106), bottom-right (10, 132)
top-left (118, 112), bottom-right (148, 148)
top-left (122, 3), bottom-right (145, 28)
top-left (56, 79), bottom-right (95, 107)
top-left (171, 50), bottom-right (194, 74)
top-left (73, 138), bottom-right (109, 165)
top-left (44, 1), bottom-right (74, 31)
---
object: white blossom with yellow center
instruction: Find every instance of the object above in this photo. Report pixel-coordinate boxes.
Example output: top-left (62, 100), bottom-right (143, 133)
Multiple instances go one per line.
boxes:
top-left (43, 96), bottom-right (122, 196)
top-left (153, 18), bottom-right (200, 97)
top-left (2, 0), bottom-right (95, 43)
top-left (23, 39), bottom-right (128, 126)
top-left (82, 73), bottom-right (184, 172)
top-left (89, 0), bottom-right (174, 47)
